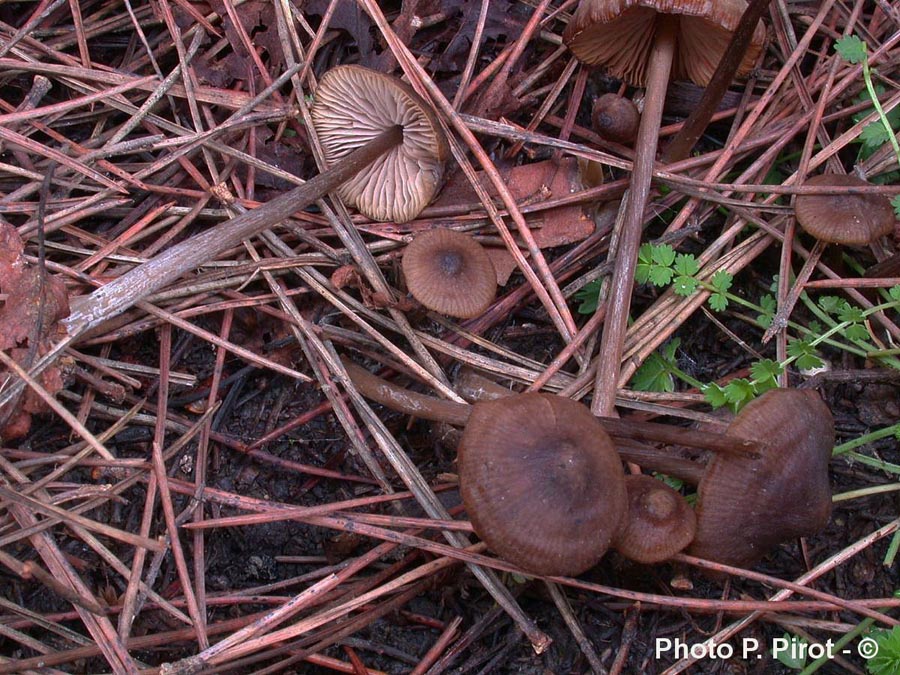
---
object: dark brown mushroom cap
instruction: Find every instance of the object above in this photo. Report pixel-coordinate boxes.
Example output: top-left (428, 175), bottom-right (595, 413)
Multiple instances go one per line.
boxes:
top-left (563, 0), bottom-right (766, 86)
top-left (592, 93), bottom-right (640, 144)
top-left (459, 393), bottom-right (627, 576)
top-left (689, 388), bottom-right (834, 568)
top-left (402, 228), bottom-right (497, 319)
top-left (310, 65), bottom-right (449, 223)
top-left (613, 474), bottom-right (696, 563)
top-left (794, 174), bottom-right (896, 246)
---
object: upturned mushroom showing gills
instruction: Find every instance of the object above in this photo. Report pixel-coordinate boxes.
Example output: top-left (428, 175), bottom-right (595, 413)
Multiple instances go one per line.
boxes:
top-left (311, 65), bottom-right (449, 224)
top-left (794, 174), bottom-right (896, 246)
top-left (689, 388), bottom-right (834, 569)
top-left (613, 474), bottom-right (696, 564)
top-left (458, 393), bottom-right (627, 576)
top-left (563, 0), bottom-right (766, 416)
top-left (401, 228), bottom-right (497, 319)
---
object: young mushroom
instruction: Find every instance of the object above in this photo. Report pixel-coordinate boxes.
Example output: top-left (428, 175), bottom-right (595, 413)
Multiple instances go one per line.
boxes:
top-left (613, 474), bottom-right (696, 564)
top-left (794, 174), bottom-right (895, 246)
top-left (563, 0), bottom-right (766, 415)
top-left (591, 93), bottom-right (640, 145)
top-left (311, 65), bottom-right (449, 224)
top-left (401, 229), bottom-right (497, 318)
top-left (688, 388), bottom-right (834, 568)
top-left (458, 393), bottom-right (627, 576)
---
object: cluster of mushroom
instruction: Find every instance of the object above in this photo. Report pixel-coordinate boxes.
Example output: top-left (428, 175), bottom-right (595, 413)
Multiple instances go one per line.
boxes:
top-left (310, 65), bottom-right (500, 320)
top-left (306, 64), bottom-right (841, 575)
top-left (345, 362), bottom-right (836, 577)
top-left (458, 387), bottom-right (833, 576)
top-left (457, 392), bottom-right (695, 575)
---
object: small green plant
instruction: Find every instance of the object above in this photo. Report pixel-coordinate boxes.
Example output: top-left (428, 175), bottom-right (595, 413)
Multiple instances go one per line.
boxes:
top-left (575, 278), bottom-right (603, 314)
top-left (835, 35), bottom-right (900, 169)
top-left (630, 338), bottom-right (682, 393)
top-left (628, 280), bottom-right (900, 410)
top-left (582, 237), bottom-right (900, 409)
top-left (866, 626), bottom-right (900, 675)
top-left (702, 357), bottom-right (785, 412)
top-left (635, 243), bottom-right (734, 311)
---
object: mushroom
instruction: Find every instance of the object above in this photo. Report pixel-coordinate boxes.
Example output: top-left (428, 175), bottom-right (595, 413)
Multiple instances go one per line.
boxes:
top-left (310, 65), bottom-right (449, 224)
top-left (341, 362), bottom-right (762, 459)
top-left (794, 174), bottom-right (895, 246)
top-left (563, 0), bottom-right (766, 414)
top-left (458, 393), bottom-right (627, 576)
top-left (688, 388), bottom-right (834, 568)
top-left (401, 228), bottom-right (497, 318)
top-left (762, 173), bottom-right (896, 343)
top-left (67, 105), bottom-right (404, 335)
top-left (613, 474), bottom-right (696, 564)
top-left (341, 363), bottom-right (765, 573)
top-left (564, 0), bottom-right (765, 87)
top-left (591, 93), bottom-right (640, 144)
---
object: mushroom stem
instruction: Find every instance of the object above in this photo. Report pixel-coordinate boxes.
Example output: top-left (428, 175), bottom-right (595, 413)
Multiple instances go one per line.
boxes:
top-left (616, 443), bottom-right (706, 484)
top-left (344, 362), bottom-right (472, 426)
top-left (600, 417), bottom-right (759, 460)
top-left (343, 362), bottom-right (761, 462)
top-left (64, 125), bottom-right (404, 337)
top-left (592, 15), bottom-right (678, 416)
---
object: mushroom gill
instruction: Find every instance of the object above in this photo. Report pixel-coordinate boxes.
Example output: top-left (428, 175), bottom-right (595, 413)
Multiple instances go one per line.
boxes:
top-left (311, 65), bottom-right (449, 223)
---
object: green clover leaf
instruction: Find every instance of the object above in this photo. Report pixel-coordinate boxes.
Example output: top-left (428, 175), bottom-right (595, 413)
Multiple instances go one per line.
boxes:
top-left (835, 35), bottom-right (867, 64)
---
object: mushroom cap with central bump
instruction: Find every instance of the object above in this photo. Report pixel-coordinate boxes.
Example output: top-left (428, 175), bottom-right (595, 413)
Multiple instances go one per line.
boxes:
top-left (563, 0), bottom-right (766, 86)
top-left (458, 393), bottom-right (627, 576)
top-left (402, 228), bottom-right (497, 318)
top-left (613, 474), bottom-right (696, 564)
top-left (310, 65), bottom-right (449, 223)
top-left (794, 174), bottom-right (896, 246)
top-left (689, 388), bottom-right (834, 568)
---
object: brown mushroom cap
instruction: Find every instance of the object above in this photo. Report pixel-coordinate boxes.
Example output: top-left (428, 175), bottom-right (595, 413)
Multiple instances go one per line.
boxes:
top-left (563, 0), bottom-right (766, 86)
top-left (458, 393), bottom-right (627, 576)
top-left (592, 93), bottom-right (641, 144)
top-left (613, 474), bottom-right (696, 563)
top-left (689, 388), bottom-right (834, 568)
top-left (402, 228), bottom-right (497, 318)
top-left (310, 65), bottom-right (449, 223)
top-left (794, 174), bottom-right (896, 246)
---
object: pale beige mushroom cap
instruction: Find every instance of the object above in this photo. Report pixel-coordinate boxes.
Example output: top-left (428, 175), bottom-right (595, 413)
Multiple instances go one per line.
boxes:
top-left (563, 0), bottom-right (766, 86)
top-left (311, 65), bottom-right (449, 223)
